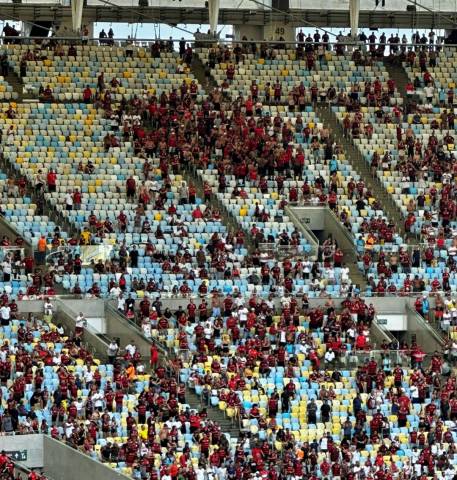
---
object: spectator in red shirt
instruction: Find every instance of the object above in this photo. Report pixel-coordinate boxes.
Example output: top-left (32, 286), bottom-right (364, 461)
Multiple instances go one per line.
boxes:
top-left (46, 169), bottom-right (57, 192)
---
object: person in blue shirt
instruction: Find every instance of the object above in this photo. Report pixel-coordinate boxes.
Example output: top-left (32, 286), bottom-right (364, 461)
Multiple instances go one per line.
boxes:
top-left (422, 294), bottom-right (430, 320)
top-left (439, 88), bottom-right (446, 106)
top-left (356, 235), bottom-right (365, 255)
top-left (329, 155), bottom-right (339, 175)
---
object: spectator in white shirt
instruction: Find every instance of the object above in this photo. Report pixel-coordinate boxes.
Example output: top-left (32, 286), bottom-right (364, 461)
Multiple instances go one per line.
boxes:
top-left (280, 293), bottom-right (291, 308)
top-left (324, 348), bottom-right (336, 363)
top-left (110, 285), bottom-right (121, 297)
top-left (74, 398), bottom-right (84, 416)
top-left (117, 293), bottom-right (125, 311)
top-left (75, 312), bottom-right (87, 337)
top-left (44, 298), bottom-right (54, 318)
top-left (445, 465), bottom-right (455, 480)
top-left (238, 306), bottom-right (248, 325)
top-left (125, 341), bottom-right (136, 357)
top-left (2, 259), bottom-right (11, 282)
top-left (424, 84), bottom-right (434, 103)
top-left (0, 304), bottom-right (10, 326)
top-left (85, 370), bottom-right (94, 385)
top-left (92, 391), bottom-right (104, 411)
top-left (65, 190), bottom-right (74, 211)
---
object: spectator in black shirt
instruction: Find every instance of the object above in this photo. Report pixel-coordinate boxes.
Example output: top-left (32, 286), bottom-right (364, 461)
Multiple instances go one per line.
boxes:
top-left (129, 246), bottom-right (139, 268)
top-left (125, 294), bottom-right (135, 314)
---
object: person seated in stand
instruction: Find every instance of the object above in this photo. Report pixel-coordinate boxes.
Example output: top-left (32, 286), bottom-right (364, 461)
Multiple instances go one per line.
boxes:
top-left (40, 85), bottom-right (53, 102)
top-left (5, 104), bottom-right (15, 119)
top-left (110, 77), bottom-right (121, 89)
top-left (82, 85), bottom-right (92, 103)
top-left (68, 44), bottom-right (77, 57)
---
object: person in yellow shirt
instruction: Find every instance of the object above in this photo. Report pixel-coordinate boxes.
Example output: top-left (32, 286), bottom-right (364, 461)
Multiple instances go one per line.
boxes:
top-left (138, 424), bottom-right (148, 440)
top-left (80, 228), bottom-right (91, 245)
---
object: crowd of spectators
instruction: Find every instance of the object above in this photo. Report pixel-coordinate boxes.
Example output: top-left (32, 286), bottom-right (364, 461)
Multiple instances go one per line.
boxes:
top-left (1, 30), bottom-right (457, 480)
top-left (0, 46), bottom-right (363, 298)
top-left (206, 29), bottom-right (442, 67)
top-left (3, 36), bottom-right (449, 300)
top-left (0, 450), bottom-right (47, 480)
top-left (119, 285), bottom-right (457, 480)
top-left (0, 304), bottom-right (239, 479)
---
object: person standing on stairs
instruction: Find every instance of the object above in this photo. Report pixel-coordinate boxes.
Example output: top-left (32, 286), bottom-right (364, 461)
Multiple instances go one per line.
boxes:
top-left (0, 53), bottom-right (8, 78)
top-left (46, 168), bottom-right (57, 193)
top-left (19, 58), bottom-right (27, 81)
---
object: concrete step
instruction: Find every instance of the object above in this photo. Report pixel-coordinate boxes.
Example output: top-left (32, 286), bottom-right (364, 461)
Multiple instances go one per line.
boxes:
top-left (0, 154), bottom-right (77, 238)
top-left (183, 165), bottom-right (255, 252)
top-left (190, 56), bottom-right (217, 95)
top-left (4, 70), bottom-right (36, 102)
top-left (317, 103), bottom-right (408, 240)
top-left (383, 60), bottom-right (411, 97)
top-left (185, 387), bottom-right (241, 438)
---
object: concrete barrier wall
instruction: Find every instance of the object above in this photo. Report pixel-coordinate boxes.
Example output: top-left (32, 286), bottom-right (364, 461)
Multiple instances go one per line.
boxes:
top-left (292, 206), bottom-right (326, 231)
top-left (43, 436), bottom-right (130, 480)
top-left (16, 298), bottom-right (106, 316)
top-left (0, 434), bottom-right (43, 468)
top-left (0, 217), bottom-right (33, 256)
top-left (62, 298), bottom-right (105, 317)
top-left (17, 300), bottom-right (44, 313)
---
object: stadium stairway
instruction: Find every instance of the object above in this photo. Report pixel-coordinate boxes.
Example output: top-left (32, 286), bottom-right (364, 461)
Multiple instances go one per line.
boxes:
top-left (190, 54), bottom-right (218, 91)
top-left (383, 60), bottom-right (411, 98)
top-left (185, 386), bottom-right (241, 439)
top-left (4, 68), bottom-right (35, 102)
top-left (316, 103), bottom-right (410, 241)
top-left (322, 207), bottom-right (368, 290)
top-left (0, 152), bottom-right (78, 239)
top-left (188, 56), bottom-right (252, 248)
top-left (184, 164), bottom-right (256, 252)
top-left (106, 302), bottom-right (240, 438)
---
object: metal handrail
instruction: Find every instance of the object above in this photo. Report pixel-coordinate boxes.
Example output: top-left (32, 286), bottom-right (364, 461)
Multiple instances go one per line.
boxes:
top-left (14, 288), bottom-right (457, 301)
top-left (327, 206), bottom-right (359, 248)
top-left (11, 459), bottom-right (40, 480)
top-left (284, 203), bottom-right (319, 253)
top-left (105, 301), bottom-right (169, 356)
top-left (0, 37), bottom-right (454, 48)
top-left (187, 379), bottom-right (242, 430)
top-left (406, 303), bottom-right (446, 347)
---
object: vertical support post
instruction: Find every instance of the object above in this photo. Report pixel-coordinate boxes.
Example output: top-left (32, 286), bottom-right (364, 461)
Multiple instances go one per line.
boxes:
top-left (350, 0), bottom-right (360, 38)
top-left (72, 0), bottom-right (84, 33)
top-left (208, 0), bottom-right (220, 36)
